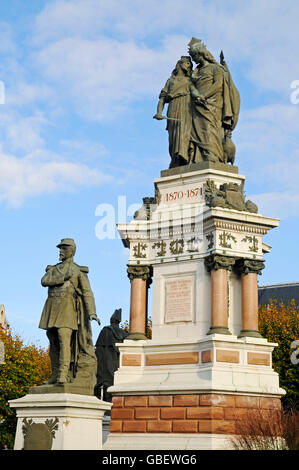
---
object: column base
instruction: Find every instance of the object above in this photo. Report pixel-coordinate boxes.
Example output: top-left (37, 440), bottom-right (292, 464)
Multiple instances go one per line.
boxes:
top-left (126, 332), bottom-right (148, 340)
top-left (238, 329), bottom-right (262, 338)
top-left (207, 326), bottom-right (232, 335)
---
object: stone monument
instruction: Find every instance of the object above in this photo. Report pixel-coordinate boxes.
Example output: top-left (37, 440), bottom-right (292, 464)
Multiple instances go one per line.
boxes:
top-left (103, 38), bottom-right (285, 450)
top-left (9, 239), bottom-right (111, 450)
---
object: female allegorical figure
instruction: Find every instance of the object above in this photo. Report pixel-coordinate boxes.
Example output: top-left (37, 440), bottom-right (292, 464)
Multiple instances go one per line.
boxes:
top-left (153, 56), bottom-right (193, 168)
top-left (188, 38), bottom-right (240, 164)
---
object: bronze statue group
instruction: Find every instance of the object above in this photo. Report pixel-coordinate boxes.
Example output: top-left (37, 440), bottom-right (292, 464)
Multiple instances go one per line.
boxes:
top-left (153, 38), bottom-right (240, 169)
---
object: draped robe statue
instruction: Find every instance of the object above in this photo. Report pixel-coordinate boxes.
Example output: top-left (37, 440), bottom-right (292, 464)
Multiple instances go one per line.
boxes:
top-left (154, 39), bottom-right (240, 168)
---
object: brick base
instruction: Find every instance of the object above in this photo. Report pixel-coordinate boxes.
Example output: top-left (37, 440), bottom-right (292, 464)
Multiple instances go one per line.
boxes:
top-left (110, 394), bottom-right (281, 434)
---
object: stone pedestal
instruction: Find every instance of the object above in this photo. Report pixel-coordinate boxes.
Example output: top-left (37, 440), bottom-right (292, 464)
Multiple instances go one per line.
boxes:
top-left (103, 335), bottom-right (284, 450)
top-left (9, 392), bottom-right (111, 450)
top-left (109, 163), bottom-right (284, 450)
top-left (102, 414), bottom-right (111, 444)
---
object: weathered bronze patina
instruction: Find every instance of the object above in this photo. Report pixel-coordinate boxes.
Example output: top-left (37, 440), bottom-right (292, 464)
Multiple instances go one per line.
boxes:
top-left (39, 238), bottom-right (101, 392)
top-left (154, 38), bottom-right (240, 168)
top-left (94, 308), bottom-right (128, 404)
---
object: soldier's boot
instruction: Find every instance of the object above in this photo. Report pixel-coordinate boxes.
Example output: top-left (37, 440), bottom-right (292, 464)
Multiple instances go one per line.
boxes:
top-left (46, 328), bottom-right (59, 384)
top-left (57, 328), bottom-right (72, 384)
top-left (48, 362), bottom-right (59, 384)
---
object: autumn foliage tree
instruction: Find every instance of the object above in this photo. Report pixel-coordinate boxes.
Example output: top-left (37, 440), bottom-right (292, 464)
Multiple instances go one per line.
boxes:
top-left (0, 326), bottom-right (51, 449)
top-left (258, 299), bottom-right (299, 409)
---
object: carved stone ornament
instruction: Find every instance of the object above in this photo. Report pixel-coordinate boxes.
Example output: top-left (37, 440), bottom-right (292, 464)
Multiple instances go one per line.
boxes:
top-left (132, 242), bottom-right (147, 258)
top-left (206, 233), bottom-right (214, 250)
top-left (152, 240), bottom-right (167, 257)
top-left (219, 230), bottom-right (237, 249)
top-left (205, 254), bottom-right (236, 272)
top-left (242, 235), bottom-right (259, 253)
top-left (236, 258), bottom-right (265, 275)
top-left (204, 179), bottom-right (258, 213)
top-left (22, 417), bottom-right (59, 450)
top-left (127, 265), bottom-right (153, 283)
top-left (169, 239), bottom-right (184, 255)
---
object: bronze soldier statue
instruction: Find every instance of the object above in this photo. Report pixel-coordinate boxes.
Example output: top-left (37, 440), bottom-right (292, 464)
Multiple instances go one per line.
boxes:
top-left (39, 238), bottom-right (101, 387)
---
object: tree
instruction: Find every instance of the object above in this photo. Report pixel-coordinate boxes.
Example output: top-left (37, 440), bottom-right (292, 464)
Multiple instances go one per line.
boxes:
top-left (0, 326), bottom-right (51, 449)
top-left (258, 299), bottom-right (299, 409)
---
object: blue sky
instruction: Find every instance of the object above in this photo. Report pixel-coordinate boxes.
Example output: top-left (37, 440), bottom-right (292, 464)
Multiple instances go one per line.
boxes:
top-left (0, 0), bottom-right (299, 348)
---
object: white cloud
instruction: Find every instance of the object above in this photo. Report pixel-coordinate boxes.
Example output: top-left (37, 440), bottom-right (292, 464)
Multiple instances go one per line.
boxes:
top-left (33, 34), bottom-right (188, 120)
top-left (0, 110), bottom-right (47, 153)
top-left (0, 146), bottom-right (110, 208)
top-left (235, 103), bottom-right (299, 219)
top-left (32, 0), bottom-right (299, 97)
top-left (0, 21), bottom-right (17, 55)
top-left (60, 139), bottom-right (109, 161)
top-left (1, 1), bottom-right (299, 213)
top-left (250, 191), bottom-right (299, 220)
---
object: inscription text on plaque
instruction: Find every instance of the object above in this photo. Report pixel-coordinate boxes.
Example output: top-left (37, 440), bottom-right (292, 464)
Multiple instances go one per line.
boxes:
top-left (165, 277), bottom-right (194, 323)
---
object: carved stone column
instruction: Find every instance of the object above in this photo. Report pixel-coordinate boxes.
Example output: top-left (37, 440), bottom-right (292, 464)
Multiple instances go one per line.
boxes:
top-left (236, 259), bottom-right (265, 338)
top-left (127, 265), bottom-right (152, 340)
top-left (205, 255), bottom-right (235, 335)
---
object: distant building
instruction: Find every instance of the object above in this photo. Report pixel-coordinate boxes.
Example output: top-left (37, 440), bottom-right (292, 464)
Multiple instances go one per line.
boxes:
top-left (258, 282), bottom-right (299, 306)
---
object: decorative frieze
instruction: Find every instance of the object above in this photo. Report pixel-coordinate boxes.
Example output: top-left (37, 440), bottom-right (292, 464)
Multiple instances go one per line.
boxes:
top-left (241, 235), bottom-right (259, 253)
top-left (169, 239), bottom-right (184, 255)
top-left (219, 231), bottom-right (237, 249)
top-left (152, 241), bottom-right (167, 257)
top-left (132, 242), bottom-right (147, 259)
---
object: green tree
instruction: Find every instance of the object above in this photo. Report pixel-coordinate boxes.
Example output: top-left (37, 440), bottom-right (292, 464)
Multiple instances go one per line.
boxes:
top-left (0, 326), bottom-right (51, 449)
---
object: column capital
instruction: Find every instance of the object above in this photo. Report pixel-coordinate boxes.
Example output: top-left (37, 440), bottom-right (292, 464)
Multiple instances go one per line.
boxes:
top-left (127, 265), bottom-right (153, 284)
top-left (205, 254), bottom-right (236, 272)
top-left (236, 258), bottom-right (265, 275)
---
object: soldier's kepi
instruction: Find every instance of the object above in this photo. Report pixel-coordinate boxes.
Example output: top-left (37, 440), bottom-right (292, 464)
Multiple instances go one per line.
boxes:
top-left (39, 238), bottom-right (101, 385)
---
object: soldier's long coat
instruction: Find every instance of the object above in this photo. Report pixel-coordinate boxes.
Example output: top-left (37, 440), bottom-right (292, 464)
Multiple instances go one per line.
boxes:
top-left (39, 261), bottom-right (96, 331)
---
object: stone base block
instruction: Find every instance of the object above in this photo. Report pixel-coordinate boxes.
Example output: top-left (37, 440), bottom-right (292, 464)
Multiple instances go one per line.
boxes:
top-left (9, 392), bottom-right (111, 450)
top-left (105, 392), bottom-right (282, 450)
top-left (103, 335), bottom-right (285, 450)
top-left (104, 432), bottom-right (234, 450)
